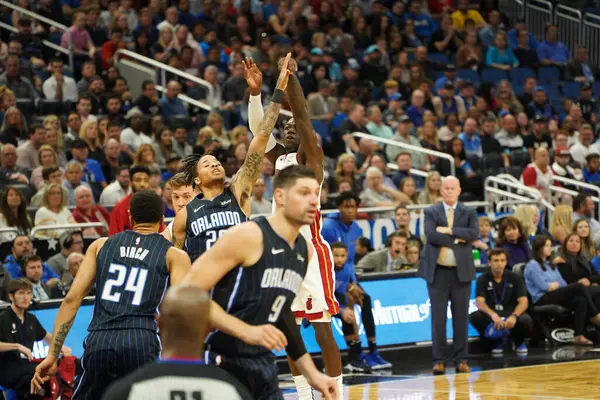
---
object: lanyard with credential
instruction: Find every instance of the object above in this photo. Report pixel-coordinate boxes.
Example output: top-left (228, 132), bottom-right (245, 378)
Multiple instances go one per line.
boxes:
top-left (491, 280), bottom-right (507, 312)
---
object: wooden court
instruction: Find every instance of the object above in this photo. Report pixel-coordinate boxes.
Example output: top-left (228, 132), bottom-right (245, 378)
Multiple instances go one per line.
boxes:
top-left (286, 359), bottom-right (600, 399)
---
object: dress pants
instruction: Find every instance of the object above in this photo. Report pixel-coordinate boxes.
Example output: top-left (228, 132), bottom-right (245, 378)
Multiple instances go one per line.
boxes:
top-left (427, 265), bottom-right (472, 365)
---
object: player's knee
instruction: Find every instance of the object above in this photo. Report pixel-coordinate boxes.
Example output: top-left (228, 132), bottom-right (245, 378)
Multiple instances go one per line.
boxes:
top-left (314, 322), bottom-right (335, 346)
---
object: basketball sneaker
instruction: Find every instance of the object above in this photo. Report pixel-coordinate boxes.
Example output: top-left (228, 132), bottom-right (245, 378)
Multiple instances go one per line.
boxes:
top-left (366, 351), bottom-right (392, 369)
top-left (344, 358), bottom-right (372, 373)
top-left (491, 344), bottom-right (504, 355)
top-left (515, 344), bottom-right (528, 354)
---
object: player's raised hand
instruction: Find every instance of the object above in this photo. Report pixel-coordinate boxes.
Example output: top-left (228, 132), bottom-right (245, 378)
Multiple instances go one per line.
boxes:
top-left (31, 357), bottom-right (58, 394)
top-left (306, 372), bottom-right (338, 400)
top-left (243, 324), bottom-right (288, 352)
top-left (275, 53), bottom-right (293, 91)
top-left (242, 57), bottom-right (262, 95)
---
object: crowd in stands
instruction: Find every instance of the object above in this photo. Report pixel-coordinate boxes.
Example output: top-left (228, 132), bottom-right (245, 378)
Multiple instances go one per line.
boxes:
top-left (1, 0), bottom-right (600, 358)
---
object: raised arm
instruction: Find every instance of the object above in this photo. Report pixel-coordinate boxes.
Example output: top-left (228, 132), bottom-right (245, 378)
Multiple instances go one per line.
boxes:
top-left (231, 54), bottom-right (292, 215)
top-left (285, 72), bottom-right (324, 183)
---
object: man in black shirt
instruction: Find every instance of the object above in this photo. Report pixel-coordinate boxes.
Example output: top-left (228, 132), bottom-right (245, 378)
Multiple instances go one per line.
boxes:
top-left (480, 116), bottom-right (503, 155)
top-left (578, 83), bottom-right (597, 125)
top-left (469, 249), bottom-right (533, 355)
top-left (134, 80), bottom-right (162, 117)
top-left (523, 115), bottom-right (552, 159)
top-left (0, 279), bottom-right (71, 397)
top-left (102, 285), bottom-right (252, 400)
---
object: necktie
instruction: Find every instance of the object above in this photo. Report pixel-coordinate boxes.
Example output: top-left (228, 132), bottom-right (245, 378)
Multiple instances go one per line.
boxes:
top-left (437, 208), bottom-right (457, 266)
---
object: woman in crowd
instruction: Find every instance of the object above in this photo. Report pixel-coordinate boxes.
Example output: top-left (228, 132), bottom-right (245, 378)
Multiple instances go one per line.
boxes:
top-left (129, 30), bottom-right (154, 58)
top-left (516, 112), bottom-right (530, 137)
top-left (0, 106), bottom-right (27, 141)
top-left (395, 52), bottom-right (411, 84)
top-left (402, 19), bottom-right (422, 51)
top-left (150, 115), bottom-right (164, 139)
top-left (399, 176), bottom-right (419, 205)
top-left (525, 235), bottom-right (600, 345)
top-left (513, 204), bottom-right (550, 243)
top-left (0, 187), bottom-right (32, 245)
top-left (133, 144), bottom-right (160, 172)
top-left (153, 27), bottom-right (177, 63)
top-left (419, 121), bottom-right (441, 165)
top-left (486, 31), bottom-right (519, 70)
top-left (30, 145), bottom-right (62, 190)
top-left (152, 126), bottom-right (175, 169)
top-left (233, 142), bottom-right (248, 165)
top-left (496, 216), bottom-right (532, 270)
top-left (408, 65), bottom-right (432, 91)
top-left (437, 113), bottom-right (461, 143)
top-left (367, 153), bottom-right (396, 190)
top-left (493, 80), bottom-right (523, 115)
top-left (206, 111), bottom-right (231, 148)
top-left (97, 117), bottom-right (109, 143)
top-left (457, 30), bottom-right (483, 70)
top-left (574, 219), bottom-right (596, 261)
top-left (230, 125), bottom-right (250, 148)
top-left (417, 171), bottom-right (442, 204)
top-left (438, 137), bottom-right (482, 198)
top-left (34, 183), bottom-right (76, 239)
top-left (550, 204), bottom-right (573, 245)
top-left (80, 120), bottom-right (106, 165)
top-left (406, 241), bottom-right (421, 267)
top-left (332, 153), bottom-right (361, 194)
top-left (43, 115), bottom-right (65, 165)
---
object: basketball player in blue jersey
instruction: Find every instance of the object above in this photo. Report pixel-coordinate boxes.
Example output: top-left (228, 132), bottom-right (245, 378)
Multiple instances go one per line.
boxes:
top-left (183, 165), bottom-right (337, 400)
top-left (171, 53), bottom-right (293, 261)
top-left (31, 191), bottom-right (192, 400)
top-left (247, 58), bottom-right (346, 398)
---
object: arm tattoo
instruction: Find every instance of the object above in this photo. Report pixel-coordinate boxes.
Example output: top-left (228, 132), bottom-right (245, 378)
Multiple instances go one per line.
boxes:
top-left (255, 102), bottom-right (282, 138)
top-left (51, 316), bottom-right (74, 357)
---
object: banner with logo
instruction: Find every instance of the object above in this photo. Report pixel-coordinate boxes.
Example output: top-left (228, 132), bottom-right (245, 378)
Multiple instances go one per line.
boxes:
top-left (30, 275), bottom-right (479, 358)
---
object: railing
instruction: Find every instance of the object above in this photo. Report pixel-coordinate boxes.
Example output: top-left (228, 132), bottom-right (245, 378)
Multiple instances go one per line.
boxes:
top-left (500, 0), bottom-right (525, 22)
top-left (351, 132), bottom-right (455, 176)
top-left (0, 227), bottom-right (20, 235)
top-left (0, 0), bottom-right (73, 70)
top-left (525, 0), bottom-right (554, 41)
top-left (549, 175), bottom-right (600, 219)
top-left (495, 199), bottom-right (540, 212)
top-left (555, 4), bottom-right (581, 59)
top-left (386, 163), bottom-right (429, 178)
top-left (30, 222), bottom-right (108, 239)
top-left (484, 175), bottom-right (552, 218)
top-left (155, 84), bottom-right (213, 112)
top-left (584, 13), bottom-right (600, 66)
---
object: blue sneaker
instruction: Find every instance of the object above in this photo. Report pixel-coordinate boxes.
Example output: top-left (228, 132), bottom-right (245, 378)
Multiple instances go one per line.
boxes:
top-left (515, 343), bottom-right (528, 354)
top-left (360, 352), bottom-right (378, 369)
top-left (491, 344), bottom-right (504, 355)
top-left (344, 357), bottom-right (372, 373)
top-left (366, 351), bottom-right (392, 370)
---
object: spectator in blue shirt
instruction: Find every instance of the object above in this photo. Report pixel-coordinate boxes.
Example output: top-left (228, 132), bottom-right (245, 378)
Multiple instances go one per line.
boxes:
top-left (486, 32), bottom-right (519, 70)
top-left (405, 89), bottom-right (427, 127)
top-left (434, 64), bottom-right (460, 94)
top-left (403, 0), bottom-right (437, 42)
top-left (508, 17), bottom-right (538, 50)
top-left (70, 140), bottom-right (106, 188)
top-left (537, 24), bottom-right (571, 66)
top-left (458, 117), bottom-right (483, 158)
top-left (159, 80), bottom-right (189, 119)
top-left (583, 153), bottom-right (600, 184)
top-left (478, 10), bottom-right (503, 48)
top-left (3, 235), bottom-right (59, 285)
top-left (524, 235), bottom-right (600, 345)
top-left (177, 0), bottom-right (197, 29)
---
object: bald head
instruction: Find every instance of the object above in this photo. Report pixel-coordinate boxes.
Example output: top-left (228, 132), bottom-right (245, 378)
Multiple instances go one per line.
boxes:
top-left (441, 176), bottom-right (461, 206)
top-left (534, 147), bottom-right (549, 168)
top-left (159, 285), bottom-right (211, 357)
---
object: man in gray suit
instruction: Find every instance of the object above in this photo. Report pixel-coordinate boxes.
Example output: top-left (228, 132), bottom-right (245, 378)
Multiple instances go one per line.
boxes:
top-left (418, 176), bottom-right (478, 375)
top-left (356, 231), bottom-right (409, 273)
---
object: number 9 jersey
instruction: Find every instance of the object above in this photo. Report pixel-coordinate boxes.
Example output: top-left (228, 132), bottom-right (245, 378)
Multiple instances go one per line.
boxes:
top-left (184, 188), bottom-right (249, 262)
top-left (88, 230), bottom-right (173, 333)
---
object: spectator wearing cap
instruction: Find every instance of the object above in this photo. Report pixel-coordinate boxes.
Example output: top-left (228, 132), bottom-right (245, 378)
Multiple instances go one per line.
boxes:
top-left (360, 45), bottom-right (388, 88)
top-left (323, 49), bottom-right (343, 82)
top-left (578, 83), bottom-right (597, 124)
top-left (513, 28), bottom-right (540, 70)
top-left (479, 10), bottom-right (504, 48)
top-left (405, 90), bottom-right (427, 128)
top-left (566, 45), bottom-right (600, 83)
top-left (387, 116), bottom-right (428, 170)
top-left (458, 118), bottom-right (483, 158)
top-left (162, 156), bottom-right (182, 182)
top-left (486, 32), bottom-right (519, 70)
top-left (496, 113), bottom-right (524, 150)
top-left (571, 124), bottom-right (596, 166)
top-left (526, 87), bottom-right (555, 121)
top-left (307, 79), bottom-right (338, 121)
top-left (584, 152), bottom-right (600, 184)
top-left (552, 146), bottom-right (583, 183)
top-left (521, 147), bottom-right (553, 199)
top-left (433, 82), bottom-right (467, 121)
top-left (70, 139), bottom-right (106, 190)
top-left (404, 0), bottom-right (437, 42)
top-left (470, 248), bottom-right (532, 355)
top-left (434, 64), bottom-right (459, 94)
top-left (366, 105), bottom-right (393, 140)
top-left (508, 18), bottom-right (538, 50)
top-left (459, 80), bottom-right (477, 110)
top-left (524, 116), bottom-right (553, 160)
top-left (537, 24), bottom-right (571, 67)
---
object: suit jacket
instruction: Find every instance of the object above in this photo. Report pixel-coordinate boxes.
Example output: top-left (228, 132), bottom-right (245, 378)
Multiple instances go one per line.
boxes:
top-left (418, 202), bottom-right (479, 284)
top-left (307, 93), bottom-right (338, 120)
top-left (565, 60), bottom-right (600, 81)
top-left (357, 248), bottom-right (407, 274)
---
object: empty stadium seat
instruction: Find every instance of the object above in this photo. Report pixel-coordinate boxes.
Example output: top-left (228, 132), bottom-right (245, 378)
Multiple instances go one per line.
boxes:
top-left (457, 69), bottom-right (480, 85)
top-left (482, 153), bottom-right (504, 172)
top-left (427, 53), bottom-right (449, 65)
top-left (38, 99), bottom-right (64, 116)
top-left (466, 154), bottom-right (482, 172)
top-left (538, 67), bottom-right (561, 84)
top-left (16, 98), bottom-right (34, 119)
top-left (507, 165), bottom-right (524, 179)
top-left (169, 115), bottom-right (193, 130)
top-left (481, 68), bottom-right (508, 84)
top-left (510, 150), bottom-right (531, 168)
top-left (542, 85), bottom-right (561, 101)
top-left (562, 82), bottom-right (581, 99)
top-left (509, 67), bottom-right (536, 87)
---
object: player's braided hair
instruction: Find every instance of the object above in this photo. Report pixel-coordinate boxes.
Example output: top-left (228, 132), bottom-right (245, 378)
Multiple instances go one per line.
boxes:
top-left (181, 153), bottom-right (203, 188)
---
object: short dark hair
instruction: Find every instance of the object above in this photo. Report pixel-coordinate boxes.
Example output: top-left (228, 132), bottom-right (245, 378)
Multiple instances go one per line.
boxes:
top-left (356, 237), bottom-right (373, 251)
top-left (488, 248), bottom-right (507, 261)
top-left (30, 123), bottom-right (44, 135)
top-left (395, 204), bottom-right (409, 213)
top-left (532, 234), bottom-right (554, 270)
top-left (330, 242), bottom-right (348, 251)
top-left (12, 234), bottom-right (30, 248)
top-left (8, 278), bottom-right (32, 296)
top-left (273, 165), bottom-right (317, 190)
top-left (20, 254), bottom-right (42, 276)
top-left (336, 191), bottom-right (358, 207)
top-left (389, 231), bottom-right (408, 241)
top-left (78, 95), bottom-right (91, 104)
top-left (107, 120), bottom-right (122, 130)
top-left (130, 165), bottom-right (150, 179)
top-left (573, 192), bottom-right (588, 211)
top-left (42, 166), bottom-right (60, 180)
top-left (130, 190), bottom-right (164, 224)
top-left (141, 80), bottom-right (155, 91)
top-left (111, 27), bottom-right (124, 35)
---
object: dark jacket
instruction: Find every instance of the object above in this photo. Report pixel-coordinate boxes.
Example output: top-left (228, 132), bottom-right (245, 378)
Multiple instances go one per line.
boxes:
top-left (499, 241), bottom-right (532, 270)
top-left (557, 253), bottom-right (600, 285)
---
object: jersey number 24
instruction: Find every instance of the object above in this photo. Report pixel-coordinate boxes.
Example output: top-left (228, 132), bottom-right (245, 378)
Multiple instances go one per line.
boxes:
top-left (101, 263), bottom-right (148, 306)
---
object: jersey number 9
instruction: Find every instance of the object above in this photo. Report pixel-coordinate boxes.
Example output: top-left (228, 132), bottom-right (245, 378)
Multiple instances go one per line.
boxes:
top-left (268, 295), bottom-right (287, 323)
top-left (101, 263), bottom-right (148, 306)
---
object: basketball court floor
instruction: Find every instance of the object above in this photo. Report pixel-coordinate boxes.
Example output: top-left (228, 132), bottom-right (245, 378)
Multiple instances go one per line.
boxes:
top-left (280, 345), bottom-right (600, 399)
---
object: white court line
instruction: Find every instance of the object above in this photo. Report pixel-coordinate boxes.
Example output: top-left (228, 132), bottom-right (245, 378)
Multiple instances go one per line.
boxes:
top-left (369, 386), bottom-right (597, 400)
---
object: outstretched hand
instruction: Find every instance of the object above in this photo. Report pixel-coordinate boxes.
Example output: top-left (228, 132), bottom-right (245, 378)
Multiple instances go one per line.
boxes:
top-left (275, 53), bottom-right (293, 91)
top-left (242, 57), bottom-right (262, 95)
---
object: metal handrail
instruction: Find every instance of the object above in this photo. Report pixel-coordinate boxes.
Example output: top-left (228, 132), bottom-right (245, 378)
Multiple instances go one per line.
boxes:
top-left (495, 199), bottom-right (539, 212)
top-left (385, 163), bottom-right (429, 178)
top-left (30, 222), bottom-right (108, 238)
top-left (115, 49), bottom-right (214, 97)
top-left (555, 4), bottom-right (582, 21)
top-left (155, 84), bottom-right (212, 112)
top-left (0, 0), bottom-right (68, 30)
top-left (550, 175), bottom-right (600, 220)
top-left (351, 132), bottom-right (455, 176)
top-left (0, 22), bottom-right (69, 56)
top-left (0, 227), bottom-right (20, 235)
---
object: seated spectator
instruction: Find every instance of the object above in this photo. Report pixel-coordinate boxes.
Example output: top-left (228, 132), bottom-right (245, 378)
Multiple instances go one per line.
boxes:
top-left (0, 187), bottom-right (31, 245)
top-left (159, 81), bottom-right (188, 119)
top-left (0, 54), bottom-right (37, 102)
top-left (399, 177), bottom-right (419, 205)
top-left (537, 24), bottom-right (570, 67)
top-left (21, 255), bottom-right (53, 301)
top-left (0, 107), bottom-right (28, 142)
top-left (524, 116), bottom-right (552, 159)
top-left (404, 90), bottom-right (427, 128)
top-left (552, 146), bottom-right (583, 183)
top-left (438, 137), bottom-right (482, 198)
top-left (0, 279), bottom-right (71, 398)
top-left (357, 232), bottom-right (409, 273)
top-left (76, 61), bottom-right (96, 96)
top-left (360, 167), bottom-right (410, 219)
top-left (496, 217), bottom-right (532, 270)
top-left (486, 31), bottom-right (519, 71)
top-left (495, 113), bottom-right (523, 150)
top-left (70, 139), bottom-right (106, 199)
top-left (494, 81), bottom-right (523, 116)
top-left (387, 116), bottom-right (428, 170)
top-left (71, 185), bottom-right (111, 238)
top-left (307, 79), bottom-right (338, 121)
top-left (121, 110), bottom-right (153, 153)
top-left (404, 0), bottom-right (437, 43)
top-left (572, 193), bottom-right (600, 239)
top-left (173, 126), bottom-right (193, 159)
top-left (513, 204), bottom-right (551, 242)
top-left (394, 204), bottom-right (422, 247)
top-left (526, 87), bottom-right (555, 121)
top-left (550, 204), bottom-right (574, 245)
top-left (431, 14), bottom-right (462, 57)
top-left (34, 183), bottom-right (76, 239)
top-left (42, 57), bottom-right (78, 103)
top-left (479, 10), bottom-right (504, 48)
top-left (513, 28), bottom-right (539, 70)
top-left (508, 18), bottom-right (538, 50)
top-left (470, 249), bottom-right (533, 355)
top-left (80, 119), bottom-right (105, 165)
top-left (521, 147), bottom-right (553, 200)
top-left (566, 45), bottom-right (599, 83)
top-left (30, 145), bottom-right (61, 191)
top-left (555, 233), bottom-right (600, 292)
top-left (0, 143), bottom-right (30, 186)
top-left (473, 216), bottom-right (494, 264)
top-left (62, 252), bottom-right (85, 293)
top-left (458, 117), bottom-right (482, 158)
top-left (133, 143), bottom-right (160, 172)
top-left (3, 235), bottom-right (58, 284)
top-left (366, 105), bottom-right (393, 140)
top-left (573, 219), bottom-right (596, 262)
top-left (524, 235), bottom-right (600, 345)
top-left (434, 64), bottom-right (460, 95)
top-left (583, 152), bottom-right (600, 185)
top-left (433, 82), bottom-right (467, 121)
top-left (578, 83), bottom-right (597, 124)
top-left (451, 0), bottom-right (487, 31)
top-left (457, 31), bottom-right (483, 70)
top-left (570, 124), bottom-right (595, 167)
top-left (354, 237), bottom-right (373, 264)
top-left (332, 154), bottom-right (361, 194)
top-left (438, 113), bottom-right (461, 143)
top-left (392, 152), bottom-right (424, 190)
top-left (418, 171), bottom-right (443, 205)
top-left (31, 166), bottom-right (65, 207)
top-left (250, 178), bottom-right (272, 215)
top-left (16, 124), bottom-right (47, 172)
top-left (46, 230), bottom-right (84, 285)
top-left (366, 153), bottom-right (396, 191)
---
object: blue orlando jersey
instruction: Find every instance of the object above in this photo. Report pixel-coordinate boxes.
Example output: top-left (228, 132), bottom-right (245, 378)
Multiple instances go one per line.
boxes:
top-left (88, 231), bottom-right (172, 332)
top-left (207, 216), bottom-right (309, 357)
top-left (185, 187), bottom-right (248, 261)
